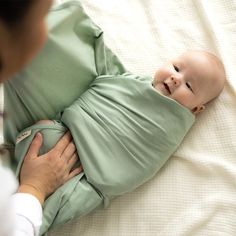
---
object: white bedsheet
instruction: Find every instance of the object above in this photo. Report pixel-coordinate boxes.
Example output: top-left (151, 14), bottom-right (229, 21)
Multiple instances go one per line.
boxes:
top-left (49, 1), bottom-right (236, 235)
top-left (2, 0), bottom-right (235, 235)
top-left (47, 1), bottom-right (236, 235)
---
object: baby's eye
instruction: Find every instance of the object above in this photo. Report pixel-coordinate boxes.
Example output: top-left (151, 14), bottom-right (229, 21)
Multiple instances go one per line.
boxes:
top-left (186, 82), bottom-right (193, 92)
top-left (173, 65), bottom-right (179, 72)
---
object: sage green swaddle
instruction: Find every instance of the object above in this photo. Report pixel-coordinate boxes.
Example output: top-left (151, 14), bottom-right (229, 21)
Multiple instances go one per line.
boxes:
top-left (4, 0), bottom-right (195, 234)
top-left (4, 0), bottom-right (126, 151)
top-left (15, 73), bottom-right (195, 235)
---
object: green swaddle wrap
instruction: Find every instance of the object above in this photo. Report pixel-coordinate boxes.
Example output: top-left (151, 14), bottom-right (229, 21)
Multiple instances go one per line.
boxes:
top-left (4, 0), bottom-right (126, 151)
top-left (15, 73), bottom-right (195, 235)
top-left (3, 0), bottom-right (196, 234)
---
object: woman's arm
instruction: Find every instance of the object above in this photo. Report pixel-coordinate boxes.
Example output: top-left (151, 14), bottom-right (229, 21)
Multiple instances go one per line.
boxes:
top-left (12, 131), bottom-right (82, 236)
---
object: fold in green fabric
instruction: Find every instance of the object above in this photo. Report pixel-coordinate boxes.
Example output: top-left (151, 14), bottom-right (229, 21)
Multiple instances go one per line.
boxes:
top-left (61, 74), bottom-right (195, 196)
top-left (15, 73), bottom-right (195, 235)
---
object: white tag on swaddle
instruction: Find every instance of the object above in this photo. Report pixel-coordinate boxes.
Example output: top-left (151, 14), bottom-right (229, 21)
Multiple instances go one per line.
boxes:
top-left (16, 130), bottom-right (32, 144)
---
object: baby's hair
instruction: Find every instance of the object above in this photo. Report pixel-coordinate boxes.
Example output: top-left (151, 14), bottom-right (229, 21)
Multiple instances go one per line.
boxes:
top-left (203, 51), bottom-right (226, 97)
top-left (187, 50), bottom-right (225, 77)
top-left (202, 51), bottom-right (226, 80)
top-left (187, 50), bottom-right (226, 100)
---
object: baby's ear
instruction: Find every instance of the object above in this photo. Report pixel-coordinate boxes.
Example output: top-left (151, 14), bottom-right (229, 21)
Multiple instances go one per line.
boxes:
top-left (192, 105), bottom-right (205, 114)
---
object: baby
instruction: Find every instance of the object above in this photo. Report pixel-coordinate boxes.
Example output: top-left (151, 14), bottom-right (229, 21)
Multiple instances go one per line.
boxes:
top-left (15, 50), bottom-right (225, 234)
top-left (153, 50), bottom-right (225, 114)
top-left (40, 50), bottom-right (225, 124)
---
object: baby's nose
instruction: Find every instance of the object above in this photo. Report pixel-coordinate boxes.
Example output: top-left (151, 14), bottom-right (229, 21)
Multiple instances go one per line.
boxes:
top-left (171, 76), bottom-right (181, 86)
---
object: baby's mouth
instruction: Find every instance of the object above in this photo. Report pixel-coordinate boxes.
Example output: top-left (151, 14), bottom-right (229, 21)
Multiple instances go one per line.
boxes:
top-left (163, 82), bottom-right (171, 94)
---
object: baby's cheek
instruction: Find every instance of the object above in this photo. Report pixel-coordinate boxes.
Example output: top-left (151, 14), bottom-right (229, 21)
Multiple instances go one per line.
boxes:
top-left (154, 71), bottom-right (159, 83)
top-left (172, 91), bottom-right (193, 109)
top-left (155, 71), bottom-right (165, 82)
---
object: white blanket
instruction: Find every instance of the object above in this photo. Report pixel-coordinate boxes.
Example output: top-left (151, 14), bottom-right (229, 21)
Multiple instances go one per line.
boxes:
top-left (49, 0), bottom-right (236, 235)
top-left (2, 0), bottom-right (236, 235)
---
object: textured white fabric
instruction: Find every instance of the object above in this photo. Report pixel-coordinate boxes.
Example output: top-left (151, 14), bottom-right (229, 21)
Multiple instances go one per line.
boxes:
top-left (0, 164), bottom-right (17, 236)
top-left (48, 0), bottom-right (236, 235)
top-left (0, 85), bottom-right (3, 143)
top-left (11, 193), bottom-right (42, 236)
top-left (0, 163), bottom-right (42, 236)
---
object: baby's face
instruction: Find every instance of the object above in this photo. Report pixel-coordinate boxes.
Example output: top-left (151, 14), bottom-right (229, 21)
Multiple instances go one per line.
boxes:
top-left (152, 51), bottom-right (224, 114)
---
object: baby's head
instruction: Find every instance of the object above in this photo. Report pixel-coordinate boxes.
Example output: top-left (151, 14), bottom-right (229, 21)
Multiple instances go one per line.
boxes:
top-left (152, 50), bottom-right (226, 114)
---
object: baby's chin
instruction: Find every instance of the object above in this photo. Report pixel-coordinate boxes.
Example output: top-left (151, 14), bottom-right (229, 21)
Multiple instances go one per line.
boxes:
top-left (152, 81), bottom-right (171, 97)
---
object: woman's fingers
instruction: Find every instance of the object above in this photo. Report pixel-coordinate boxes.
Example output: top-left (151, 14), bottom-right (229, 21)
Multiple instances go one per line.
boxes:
top-left (25, 132), bottom-right (43, 160)
top-left (50, 131), bottom-right (72, 157)
top-left (67, 153), bottom-right (79, 169)
top-left (19, 129), bottom-right (83, 205)
top-left (66, 165), bottom-right (83, 182)
top-left (60, 142), bottom-right (77, 163)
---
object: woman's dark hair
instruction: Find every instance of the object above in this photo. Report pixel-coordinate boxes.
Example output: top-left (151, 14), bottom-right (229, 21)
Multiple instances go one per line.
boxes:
top-left (0, 0), bottom-right (35, 27)
top-left (0, 0), bottom-right (35, 79)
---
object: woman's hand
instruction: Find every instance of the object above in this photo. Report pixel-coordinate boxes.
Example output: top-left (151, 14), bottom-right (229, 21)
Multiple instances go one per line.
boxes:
top-left (17, 131), bottom-right (83, 205)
